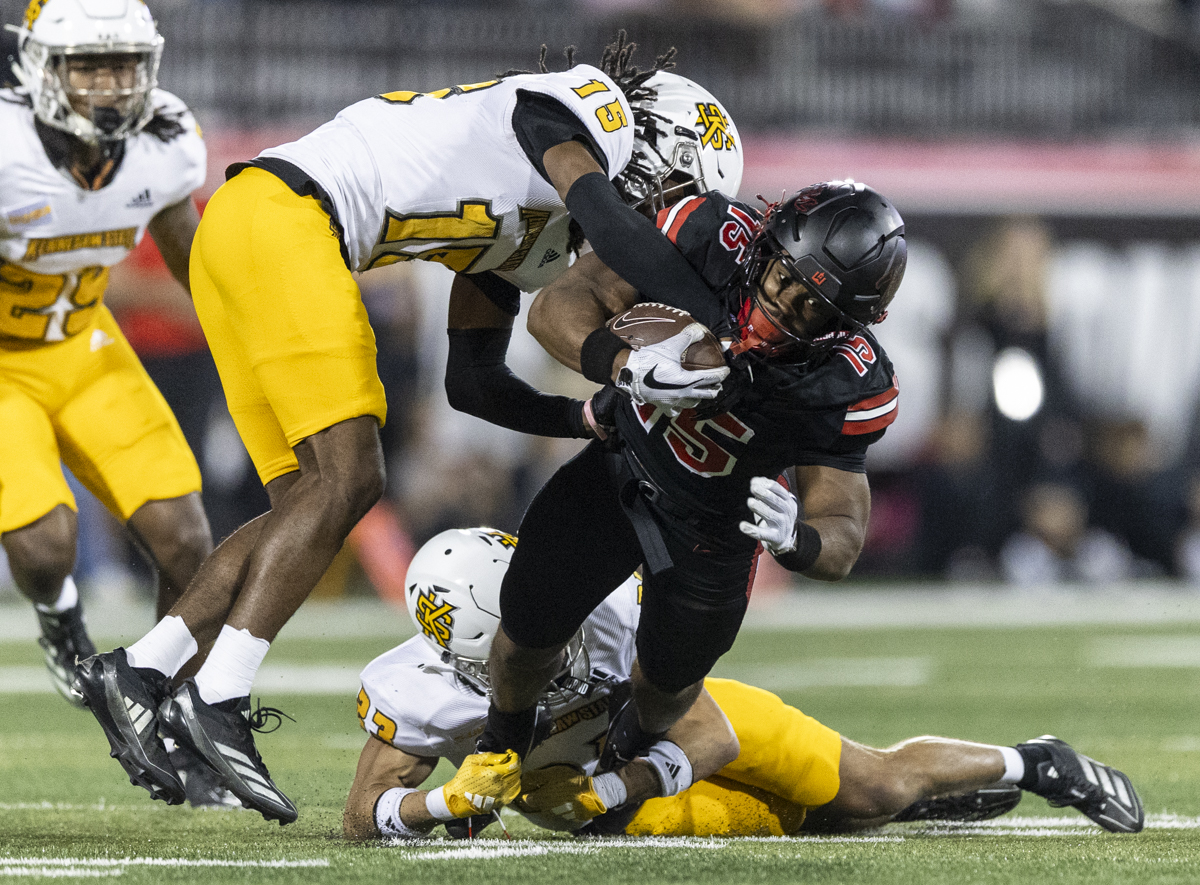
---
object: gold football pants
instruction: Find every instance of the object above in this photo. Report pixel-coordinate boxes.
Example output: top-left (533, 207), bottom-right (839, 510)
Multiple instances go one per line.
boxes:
top-left (189, 167), bottom-right (386, 485)
top-left (624, 678), bottom-right (842, 837)
top-left (0, 307), bottom-right (201, 533)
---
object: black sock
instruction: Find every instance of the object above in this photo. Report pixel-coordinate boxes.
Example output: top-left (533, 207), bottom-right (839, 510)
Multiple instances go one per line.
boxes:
top-left (1015, 742), bottom-right (1052, 791)
top-left (477, 703), bottom-right (538, 758)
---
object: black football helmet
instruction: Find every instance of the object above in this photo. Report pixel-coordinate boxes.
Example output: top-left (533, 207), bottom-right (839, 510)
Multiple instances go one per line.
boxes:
top-left (730, 180), bottom-right (906, 360)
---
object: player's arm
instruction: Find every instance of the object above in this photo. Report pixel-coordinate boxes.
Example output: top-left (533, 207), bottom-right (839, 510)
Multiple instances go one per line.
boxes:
top-left (517, 688), bottom-right (739, 825)
top-left (540, 141), bottom-right (719, 328)
top-left (343, 736), bottom-right (439, 840)
top-left (528, 250), bottom-right (636, 377)
top-left (741, 466), bottom-right (871, 581)
top-left (792, 465), bottom-right (871, 580)
top-left (511, 89), bottom-right (718, 328)
top-left (528, 248), bottom-right (726, 417)
top-left (146, 195), bottom-right (201, 296)
top-left (344, 732), bottom-right (524, 840)
top-left (622, 687), bottom-right (740, 802)
top-left (443, 272), bottom-right (606, 439)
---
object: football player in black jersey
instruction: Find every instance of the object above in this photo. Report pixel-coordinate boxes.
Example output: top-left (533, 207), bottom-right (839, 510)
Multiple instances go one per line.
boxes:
top-left (467, 181), bottom-right (906, 783)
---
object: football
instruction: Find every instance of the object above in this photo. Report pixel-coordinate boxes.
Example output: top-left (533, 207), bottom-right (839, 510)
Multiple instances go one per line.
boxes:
top-left (606, 303), bottom-right (725, 371)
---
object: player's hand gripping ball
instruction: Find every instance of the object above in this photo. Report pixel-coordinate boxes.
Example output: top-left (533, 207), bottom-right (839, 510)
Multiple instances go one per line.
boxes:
top-left (608, 303), bottom-right (728, 416)
top-left (515, 764), bottom-right (609, 830)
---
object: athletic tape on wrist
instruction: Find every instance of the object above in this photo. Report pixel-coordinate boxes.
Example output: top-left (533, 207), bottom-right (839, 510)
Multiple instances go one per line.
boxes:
top-left (591, 771), bottom-right (628, 810)
top-left (374, 787), bottom-right (429, 839)
top-left (582, 398), bottom-right (609, 441)
top-left (773, 522), bottom-right (822, 573)
top-left (424, 785), bottom-right (456, 822)
top-left (645, 740), bottom-right (693, 797)
top-left (581, 326), bottom-right (630, 386)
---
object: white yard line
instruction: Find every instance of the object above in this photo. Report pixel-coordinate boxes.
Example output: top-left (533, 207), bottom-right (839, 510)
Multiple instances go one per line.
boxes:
top-left (388, 815), bottom-right (1200, 859)
top-left (1088, 635), bottom-right (1200, 668)
top-left (0, 858), bottom-right (328, 869)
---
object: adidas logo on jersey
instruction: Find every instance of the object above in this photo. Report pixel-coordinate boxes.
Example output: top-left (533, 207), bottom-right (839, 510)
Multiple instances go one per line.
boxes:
top-left (538, 248), bottom-right (561, 268)
top-left (126, 189), bottom-right (154, 209)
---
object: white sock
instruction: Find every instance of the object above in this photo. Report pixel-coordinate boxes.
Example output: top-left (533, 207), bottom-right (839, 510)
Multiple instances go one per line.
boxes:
top-left (998, 746), bottom-right (1025, 784)
top-left (193, 625), bottom-right (270, 705)
top-left (126, 615), bottom-right (199, 678)
top-left (34, 576), bottom-right (79, 614)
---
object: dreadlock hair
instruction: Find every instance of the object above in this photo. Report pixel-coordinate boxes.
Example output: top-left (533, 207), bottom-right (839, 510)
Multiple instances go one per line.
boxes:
top-left (597, 30), bottom-right (675, 155)
top-left (496, 29), bottom-right (675, 145)
top-left (495, 31), bottom-right (678, 255)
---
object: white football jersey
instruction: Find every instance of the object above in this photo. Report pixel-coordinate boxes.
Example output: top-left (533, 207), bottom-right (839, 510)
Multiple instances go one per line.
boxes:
top-left (0, 88), bottom-right (206, 343)
top-left (357, 574), bottom-right (641, 777)
top-left (261, 64), bottom-right (634, 292)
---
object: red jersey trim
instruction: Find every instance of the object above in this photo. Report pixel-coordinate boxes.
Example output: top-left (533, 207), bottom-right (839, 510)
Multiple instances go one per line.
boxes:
top-left (842, 381), bottom-right (899, 435)
top-left (656, 195), bottom-right (705, 244)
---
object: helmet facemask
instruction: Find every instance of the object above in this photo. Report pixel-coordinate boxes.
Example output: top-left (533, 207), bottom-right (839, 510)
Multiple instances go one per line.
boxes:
top-left (429, 628), bottom-right (592, 707)
top-left (729, 183), bottom-right (905, 362)
top-left (619, 130), bottom-right (709, 216)
top-left (730, 236), bottom-right (865, 362)
top-left (7, 0), bottom-right (164, 147)
top-left (20, 41), bottom-right (160, 143)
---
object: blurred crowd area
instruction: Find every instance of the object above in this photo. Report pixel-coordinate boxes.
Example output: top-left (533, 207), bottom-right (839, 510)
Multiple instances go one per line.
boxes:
top-left (1, 0), bottom-right (1198, 600)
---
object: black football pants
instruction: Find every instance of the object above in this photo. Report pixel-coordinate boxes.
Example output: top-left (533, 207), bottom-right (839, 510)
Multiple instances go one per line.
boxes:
top-left (499, 441), bottom-right (755, 693)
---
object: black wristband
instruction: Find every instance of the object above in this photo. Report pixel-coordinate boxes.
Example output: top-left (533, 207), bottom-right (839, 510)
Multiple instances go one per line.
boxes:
top-left (580, 326), bottom-right (629, 385)
top-left (773, 522), bottom-right (822, 573)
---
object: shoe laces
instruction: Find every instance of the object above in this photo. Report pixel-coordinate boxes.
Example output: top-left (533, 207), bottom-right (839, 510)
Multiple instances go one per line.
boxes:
top-left (246, 699), bottom-right (295, 734)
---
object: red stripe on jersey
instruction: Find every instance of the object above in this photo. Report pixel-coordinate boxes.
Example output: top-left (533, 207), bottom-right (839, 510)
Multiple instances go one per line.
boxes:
top-left (842, 401), bottom-right (899, 435)
top-left (847, 381), bottom-right (899, 413)
top-left (659, 196), bottom-right (705, 244)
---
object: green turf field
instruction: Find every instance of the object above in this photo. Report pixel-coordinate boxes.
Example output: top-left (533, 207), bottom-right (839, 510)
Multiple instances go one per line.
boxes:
top-left (3, 590), bottom-right (1200, 884)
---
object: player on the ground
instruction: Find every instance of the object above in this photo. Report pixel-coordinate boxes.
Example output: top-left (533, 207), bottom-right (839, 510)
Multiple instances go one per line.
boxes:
top-left (343, 528), bottom-right (1145, 840)
top-left (470, 180), bottom-right (906, 783)
top-left (76, 35), bottom-right (741, 824)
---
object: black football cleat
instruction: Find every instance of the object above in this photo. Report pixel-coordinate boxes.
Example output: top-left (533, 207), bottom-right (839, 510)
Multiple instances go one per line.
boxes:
top-left (1019, 735), bottom-right (1144, 833)
top-left (169, 744), bottom-right (242, 809)
top-left (158, 681), bottom-right (297, 825)
top-left (36, 603), bottom-right (97, 707)
top-left (73, 648), bottom-right (185, 805)
top-left (893, 784), bottom-right (1022, 823)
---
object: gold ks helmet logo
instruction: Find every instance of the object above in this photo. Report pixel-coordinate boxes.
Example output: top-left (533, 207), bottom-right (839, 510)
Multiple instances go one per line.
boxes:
top-left (413, 587), bottom-right (457, 649)
top-left (695, 102), bottom-right (736, 152)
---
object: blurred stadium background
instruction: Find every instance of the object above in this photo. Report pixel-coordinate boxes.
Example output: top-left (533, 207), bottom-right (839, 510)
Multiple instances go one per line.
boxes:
top-left (2, 0), bottom-right (1200, 607)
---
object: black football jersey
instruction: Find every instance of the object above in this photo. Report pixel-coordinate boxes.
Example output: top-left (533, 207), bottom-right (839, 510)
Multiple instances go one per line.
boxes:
top-left (613, 192), bottom-right (899, 522)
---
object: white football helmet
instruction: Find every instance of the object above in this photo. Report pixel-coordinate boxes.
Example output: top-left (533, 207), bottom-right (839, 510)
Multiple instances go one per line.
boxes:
top-left (7, 0), bottom-right (163, 143)
top-left (404, 527), bottom-right (590, 703)
top-left (619, 71), bottom-right (744, 213)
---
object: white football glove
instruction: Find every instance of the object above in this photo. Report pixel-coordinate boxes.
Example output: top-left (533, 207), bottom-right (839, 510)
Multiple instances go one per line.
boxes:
top-left (738, 476), bottom-right (799, 555)
top-left (616, 324), bottom-right (729, 417)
